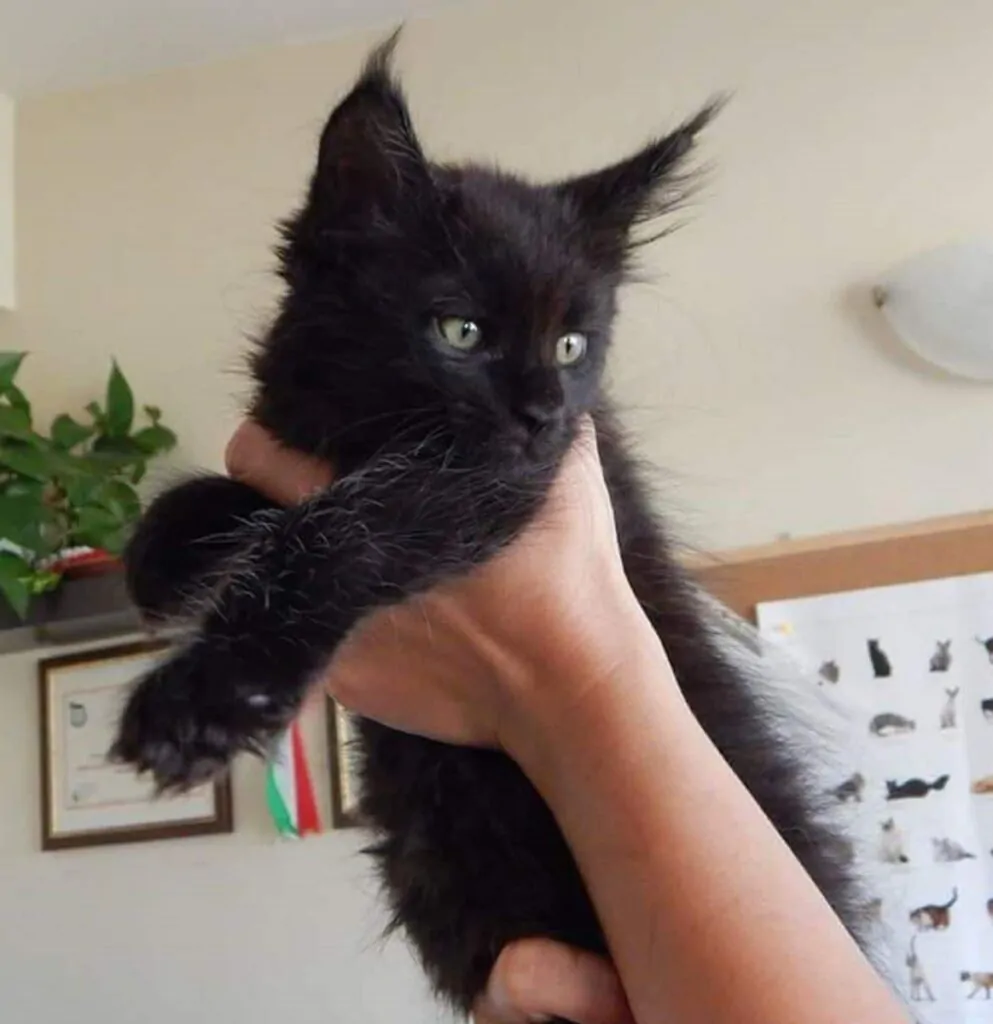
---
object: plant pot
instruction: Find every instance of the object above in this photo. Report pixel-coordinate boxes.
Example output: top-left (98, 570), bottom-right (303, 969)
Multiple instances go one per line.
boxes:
top-left (59, 550), bottom-right (123, 581)
top-left (0, 559), bottom-right (139, 647)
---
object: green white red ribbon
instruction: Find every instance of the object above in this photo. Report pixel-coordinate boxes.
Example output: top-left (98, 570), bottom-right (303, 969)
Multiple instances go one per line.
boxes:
top-left (265, 719), bottom-right (321, 838)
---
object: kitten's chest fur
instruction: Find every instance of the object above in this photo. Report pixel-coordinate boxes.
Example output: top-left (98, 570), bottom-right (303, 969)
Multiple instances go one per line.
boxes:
top-left (352, 402), bottom-right (861, 1012)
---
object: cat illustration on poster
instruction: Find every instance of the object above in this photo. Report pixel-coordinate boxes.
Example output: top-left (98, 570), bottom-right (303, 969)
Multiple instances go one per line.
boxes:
top-left (976, 635), bottom-right (993, 664)
top-left (910, 889), bottom-right (957, 931)
top-left (907, 937), bottom-right (935, 1002)
top-left (869, 712), bottom-right (915, 737)
top-left (932, 837), bottom-right (976, 862)
top-left (929, 639), bottom-right (952, 672)
top-left (961, 972), bottom-right (993, 999)
top-left (886, 775), bottom-right (949, 800)
top-left (939, 687), bottom-right (959, 729)
top-left (868, 639), bottom-right (892, 677)
top-left (828, 772), bottom-right (864, 804)
top-left (879, 818), bottom-right (909, 864)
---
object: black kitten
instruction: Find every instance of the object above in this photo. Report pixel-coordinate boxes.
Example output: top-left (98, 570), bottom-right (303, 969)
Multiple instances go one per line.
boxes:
top-left (113, 35), bottom-right (868, 1014)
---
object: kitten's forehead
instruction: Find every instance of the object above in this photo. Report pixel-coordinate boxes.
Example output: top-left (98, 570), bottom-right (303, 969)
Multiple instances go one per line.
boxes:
top-left (435, 164), bottom-right (609, 326)
top-left (443, 165), bottom-right (570, 236)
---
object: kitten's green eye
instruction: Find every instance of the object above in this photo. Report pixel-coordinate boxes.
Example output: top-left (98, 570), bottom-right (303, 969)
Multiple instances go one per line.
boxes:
top-left (434, 316), bottom-right (482, 352)
top-left (556, 332), bottom-right (588, 366)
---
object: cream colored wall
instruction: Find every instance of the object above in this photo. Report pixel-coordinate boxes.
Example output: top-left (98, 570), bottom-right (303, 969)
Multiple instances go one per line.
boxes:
top-left (4, 0), bottom-right (993, 553)
top-left (0, 94), bottom-right (13, 308)
top-left (0, 633), bottom-right (439, 1024)
top-left (2, 0), bottom-right (993, 1021)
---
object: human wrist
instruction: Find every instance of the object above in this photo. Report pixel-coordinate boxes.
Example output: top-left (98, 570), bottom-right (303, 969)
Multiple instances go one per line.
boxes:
top-left (495, 581), bottom-right (678, 773)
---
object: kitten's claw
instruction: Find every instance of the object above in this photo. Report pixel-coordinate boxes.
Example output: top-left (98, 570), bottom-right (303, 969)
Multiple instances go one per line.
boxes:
top-left (110, 650), bottom-right (294, 794)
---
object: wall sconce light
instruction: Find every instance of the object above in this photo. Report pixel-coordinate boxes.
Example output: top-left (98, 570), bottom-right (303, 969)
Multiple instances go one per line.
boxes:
top-left (872, 240), bottom-right (993, 382)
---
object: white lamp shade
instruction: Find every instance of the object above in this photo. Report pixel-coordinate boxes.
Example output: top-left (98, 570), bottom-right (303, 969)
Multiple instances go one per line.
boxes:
top-left (875, 241), bottom-right (993, 382)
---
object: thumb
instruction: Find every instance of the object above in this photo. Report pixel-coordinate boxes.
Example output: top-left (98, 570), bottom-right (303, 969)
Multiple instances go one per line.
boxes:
top-left (225, 420), bottom-right (333, 505)
top-left (474, 940), bottom-right (634, 1024)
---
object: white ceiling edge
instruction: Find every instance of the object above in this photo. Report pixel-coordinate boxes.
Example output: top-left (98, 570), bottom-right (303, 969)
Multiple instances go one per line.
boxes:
top-left (0, 0), bottom-right (469, 98)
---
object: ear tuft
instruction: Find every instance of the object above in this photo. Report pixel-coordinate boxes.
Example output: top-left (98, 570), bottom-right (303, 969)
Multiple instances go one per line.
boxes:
top-left (557, 95), bottom-right (727, 262)
top-left (308, 26), bottom-right (429, 221)
top-left (362, 24), bottom-right (404, 80)
top-left (276, 27), bottom-right (432, 278)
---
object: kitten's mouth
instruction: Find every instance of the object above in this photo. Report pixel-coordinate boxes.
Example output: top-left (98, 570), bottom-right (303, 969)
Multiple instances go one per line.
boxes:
top-left (497, 422), bottom-right (567, 464)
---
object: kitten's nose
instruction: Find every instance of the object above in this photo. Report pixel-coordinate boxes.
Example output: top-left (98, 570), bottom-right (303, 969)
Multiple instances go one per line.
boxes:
top-left (517, 401), bottom-right (562, 434)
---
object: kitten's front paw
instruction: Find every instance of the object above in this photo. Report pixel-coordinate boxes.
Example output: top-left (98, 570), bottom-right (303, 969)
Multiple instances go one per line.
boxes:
top-left (110, 647), bottom-right (296, 794)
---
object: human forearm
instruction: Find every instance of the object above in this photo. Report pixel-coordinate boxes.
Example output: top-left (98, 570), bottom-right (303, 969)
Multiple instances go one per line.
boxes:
top-left (506, 602), bottom-right (910, 1024)
top-left (227, 420), bottom-right (909, 1024)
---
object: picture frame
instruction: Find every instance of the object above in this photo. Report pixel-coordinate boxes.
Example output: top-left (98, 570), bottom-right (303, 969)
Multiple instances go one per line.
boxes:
top-left (326, 697), bottom-right (361, 828)
top-left (38, 639), bottom-right (233, 851)
top-left (691, 509), bottom-right (993, 622)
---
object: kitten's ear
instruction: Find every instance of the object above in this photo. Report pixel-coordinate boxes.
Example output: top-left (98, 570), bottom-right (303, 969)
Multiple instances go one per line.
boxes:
top-left (311, 30), bottom-right (431, 220)
top-left (556, 100), bottom-right (723, 262)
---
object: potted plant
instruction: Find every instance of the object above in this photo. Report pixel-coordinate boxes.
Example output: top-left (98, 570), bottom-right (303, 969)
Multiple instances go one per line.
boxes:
top-left (0, 352), bottom-right (176, 619)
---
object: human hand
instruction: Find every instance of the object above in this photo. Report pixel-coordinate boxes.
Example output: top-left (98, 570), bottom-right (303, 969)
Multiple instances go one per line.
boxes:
top-left (473, 939), bottom-right (633, 1024)
top-left (225, 417), bottom-right (645, 755)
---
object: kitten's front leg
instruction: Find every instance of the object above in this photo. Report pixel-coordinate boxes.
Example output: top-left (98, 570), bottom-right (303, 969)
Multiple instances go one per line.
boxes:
top-left (112, 451), bottom-right (546, 792)
top-left (125, 475), bottom-right (277, 620)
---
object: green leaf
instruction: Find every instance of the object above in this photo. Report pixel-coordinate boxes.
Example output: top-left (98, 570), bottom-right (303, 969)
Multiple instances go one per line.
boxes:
top-left (0, 551), bottom-right (33, 619)
top-left (79, 453), bottom-right (142, 483)
top-left (76, 479), bottom-right (141, 526)
top-left (105, 361), bottom-right (134, 437)
top-left (1, 479), bottom-right (44, 501)
top-left (98, 479), bottom-right (141, 522)
top-left (91, 434), bottom-right (142, 456)
top-left (4, 386), bottom-right (31, 419)
top-left (85, 400), bottom-right (108, 431)
top-left (143, 404), bottom-right (162, 425)
top-left (51, 414), bottom-right (94, 450)
top-left (0, 405), bottom-right (33, 440)
top-left (0, 441), bottom-right (54, 481)
top-left (132, 424), bottom-right (177, 456)
top-left (0, 492), bottom-right (46, 551)
top-left (62, 474), bottom-right (101, 507)
top-left (0, 440), bottom-right (96, 483)
top-left (97, 526), bottom-right (128, 555)
top-left (28, 570), bottom-right (62, 595)
top-left (0, 353), bottom-right (27, 392)
top-left (72, 504), bottom-right (123, 543)
top-left (71, 500), bottom-right (130, 553)
top-left (76, 446), bottom-right (135, 468)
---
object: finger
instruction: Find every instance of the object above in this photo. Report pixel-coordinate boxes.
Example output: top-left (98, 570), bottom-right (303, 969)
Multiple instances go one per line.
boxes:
top-left (225, 420), bottom-right (333, 505)
top-left (535, 417), bottom-right (611, 540)
top-left (574, 414), bottom-right (597, 449)
top-left (567, 416), bottom-right (606, 483)
top-left (475, 940), bottom-right (635, 1024)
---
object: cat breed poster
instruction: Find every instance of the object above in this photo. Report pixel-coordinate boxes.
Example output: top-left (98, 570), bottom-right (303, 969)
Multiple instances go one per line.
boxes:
top-left (758, 573), bottom-right (993, 1023)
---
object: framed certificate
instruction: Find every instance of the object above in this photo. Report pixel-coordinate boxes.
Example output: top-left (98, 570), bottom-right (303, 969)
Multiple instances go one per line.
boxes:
top-left (39, 639), bottom-right (233, 850)
top-left (326, 697), bottom-right (361, 828)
